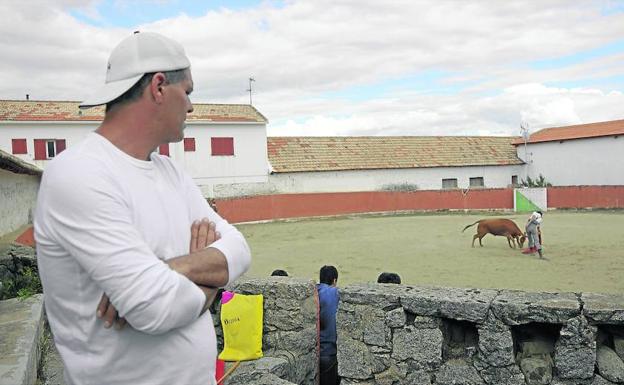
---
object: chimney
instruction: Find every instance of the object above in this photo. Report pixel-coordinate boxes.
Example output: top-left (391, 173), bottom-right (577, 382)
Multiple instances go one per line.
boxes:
top-left (26, 94), bottom-right (29, 100)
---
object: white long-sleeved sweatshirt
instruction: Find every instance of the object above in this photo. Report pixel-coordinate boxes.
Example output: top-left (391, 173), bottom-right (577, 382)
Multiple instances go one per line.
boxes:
top-left (34, 132), bottom-right (251, 385)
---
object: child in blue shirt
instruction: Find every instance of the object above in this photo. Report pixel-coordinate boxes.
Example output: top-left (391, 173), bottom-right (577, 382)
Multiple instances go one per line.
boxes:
top-left (317, 265), bottom-right (340, 385)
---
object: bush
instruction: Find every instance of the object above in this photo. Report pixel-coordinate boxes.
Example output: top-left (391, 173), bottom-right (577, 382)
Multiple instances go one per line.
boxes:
top-left (1, 265), bottom-right (43, 300)
top-left (520, 174), bottom-right (552, 187)
top-left (0, 244), bottom-right (42, 300)
top-left (381, 183), bottom-right (419, 192)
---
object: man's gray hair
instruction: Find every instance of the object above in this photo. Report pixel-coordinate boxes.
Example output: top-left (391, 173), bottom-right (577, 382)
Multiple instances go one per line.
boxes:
top-left (105, 68), bottom-right (188, 112)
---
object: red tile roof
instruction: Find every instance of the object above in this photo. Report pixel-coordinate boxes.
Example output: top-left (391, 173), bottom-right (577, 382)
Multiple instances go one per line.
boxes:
top-left (268, 136), bottom-right (523, 173)
top-left (0, 100), bottom-right (267, 123)
top-left (512, 119), bottom-right (624, 145)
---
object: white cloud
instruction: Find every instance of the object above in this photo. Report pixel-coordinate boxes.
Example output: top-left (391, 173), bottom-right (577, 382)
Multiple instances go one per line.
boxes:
top-left (267, 83), bottom-right (624, 137)
top-left (1, 0), bottom-right (624, 135)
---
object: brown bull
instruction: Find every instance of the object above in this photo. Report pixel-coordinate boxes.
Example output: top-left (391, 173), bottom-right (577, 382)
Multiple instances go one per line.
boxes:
top-left (462, 218), bottom-right (526, 249)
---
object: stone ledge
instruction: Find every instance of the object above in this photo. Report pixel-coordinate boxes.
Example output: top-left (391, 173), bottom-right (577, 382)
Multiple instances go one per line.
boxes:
top-left (491, 290), bottom-right (580, 325)
top-left (582, 293), bottom-right (624, 324)
top-left (0, 294), bottom-right (44, 385)
top-left (341, 284), bottom-right (582, 326)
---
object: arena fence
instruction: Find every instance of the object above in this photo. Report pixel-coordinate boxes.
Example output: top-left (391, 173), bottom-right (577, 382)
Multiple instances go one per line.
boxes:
top-left (215, 186), bottom-right (624, 223)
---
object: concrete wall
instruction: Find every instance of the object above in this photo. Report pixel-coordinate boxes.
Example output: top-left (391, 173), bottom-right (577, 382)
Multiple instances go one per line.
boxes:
top-left (214, 165), bottom-right (525, 198)
top-left (517, 135), bottom-right (624, 186)
top-left (0, 295), bottom-right (44, 385)
top-left (0, 169), bottom-right (39, 236)
top-left (214, 186), bottom-right (624, 223)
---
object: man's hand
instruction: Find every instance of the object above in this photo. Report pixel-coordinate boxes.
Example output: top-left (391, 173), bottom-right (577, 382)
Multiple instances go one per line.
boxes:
top-left (191, 218), bottom-right (222, 314)
top-left (96, 218), bottom-right (220, 329)
top-left (190, 218), bottom-right (220, 252)
top-left (97, 293), bottom-right (127, 330)
top-left (166, 218), bottom-right (230, 287)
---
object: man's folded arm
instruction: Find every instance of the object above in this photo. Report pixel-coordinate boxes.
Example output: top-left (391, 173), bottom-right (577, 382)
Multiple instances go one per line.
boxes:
top-left (166, 231), bottom-right (251, 287)
top-left (40, 175), bottom-right (207, 335)
top-left (180, 172), bottom-right (252, 286)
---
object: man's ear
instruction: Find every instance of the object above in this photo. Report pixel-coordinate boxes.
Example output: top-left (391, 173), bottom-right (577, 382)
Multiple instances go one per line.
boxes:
top-left (150, 72), bottom-right (167, 103)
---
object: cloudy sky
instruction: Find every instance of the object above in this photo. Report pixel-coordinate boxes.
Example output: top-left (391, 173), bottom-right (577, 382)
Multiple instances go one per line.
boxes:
top-left (2, 0), bottom-right (624, 137)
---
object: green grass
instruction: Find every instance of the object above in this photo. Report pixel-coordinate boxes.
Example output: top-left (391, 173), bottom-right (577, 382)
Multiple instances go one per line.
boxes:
top-left (237, 211), bottom-right (624, 294)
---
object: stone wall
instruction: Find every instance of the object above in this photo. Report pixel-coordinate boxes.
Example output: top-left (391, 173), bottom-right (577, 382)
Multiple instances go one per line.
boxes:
top-left (205, 279), bottom-right (624, 384)
top-left (6, 278), bottom-right (624, 384)
top-left (337, 283), bottom-right (624, 385)
top-left (0, 168), bottom-right (39, 237)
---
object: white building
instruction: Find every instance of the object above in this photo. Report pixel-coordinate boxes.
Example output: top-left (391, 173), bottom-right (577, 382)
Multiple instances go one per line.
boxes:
top-left (4, 99), bottom-right (622, 200)
top-left (244, 136), bottom-right (525, 195)
top-left (515, 119), bottom-right (624, 186)
top-left (0, 149), bottom-right (41, 236)
top-left (0, 100), bottom-right (269, 196)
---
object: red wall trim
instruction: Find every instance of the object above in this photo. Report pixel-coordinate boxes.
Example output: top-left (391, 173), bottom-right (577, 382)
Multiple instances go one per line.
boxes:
top-left (216, 189), bottom-right (513, 223)
top-left (548, 186), bottom-right (624, 209)
top-left (215, 186), bottom-right (624, 223)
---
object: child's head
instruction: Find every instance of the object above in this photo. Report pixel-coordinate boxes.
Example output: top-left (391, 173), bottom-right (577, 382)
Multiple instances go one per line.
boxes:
top-left (270, 269), bottom-right (288, 277)
top-left (377, 272), bottom-right (401, 284)
top-left (320, 265), bottom-right (339, 285)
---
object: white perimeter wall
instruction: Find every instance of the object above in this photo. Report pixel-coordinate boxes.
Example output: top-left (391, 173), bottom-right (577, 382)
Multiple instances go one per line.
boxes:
top-left (214, 164), bottom-right (524, 197)
top-left (0, 122), bottom-right (95, 169)
top-left (0, 169), bottom-right (40, 236)
top-left (517, 135), bottom-right (624, 186)
top-left (180, 123), bottom-right (268, 196)
top-left (0, 121), bottom-right (269, 195)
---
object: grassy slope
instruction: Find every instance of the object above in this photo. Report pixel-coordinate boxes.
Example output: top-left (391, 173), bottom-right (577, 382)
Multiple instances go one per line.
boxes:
top-left (237, 211), bottom-right (624, 293)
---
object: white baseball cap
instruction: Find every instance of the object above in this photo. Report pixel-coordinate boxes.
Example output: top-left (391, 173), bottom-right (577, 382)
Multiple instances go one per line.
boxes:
top-left (79, 31), bottom-right (191, 109)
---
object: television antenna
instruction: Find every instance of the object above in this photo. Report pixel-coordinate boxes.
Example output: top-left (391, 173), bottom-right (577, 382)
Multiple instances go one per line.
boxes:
top-left (520, 122), bottom-right (530, 180)
top-left (246, 77), bottom-right (255, 105)
top-left (520, 122), bottom-right (530, 141)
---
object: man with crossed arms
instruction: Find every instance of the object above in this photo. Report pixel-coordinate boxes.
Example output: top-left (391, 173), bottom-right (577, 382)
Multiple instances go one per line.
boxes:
top-left (35, 31), bottom-right (251, 385)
